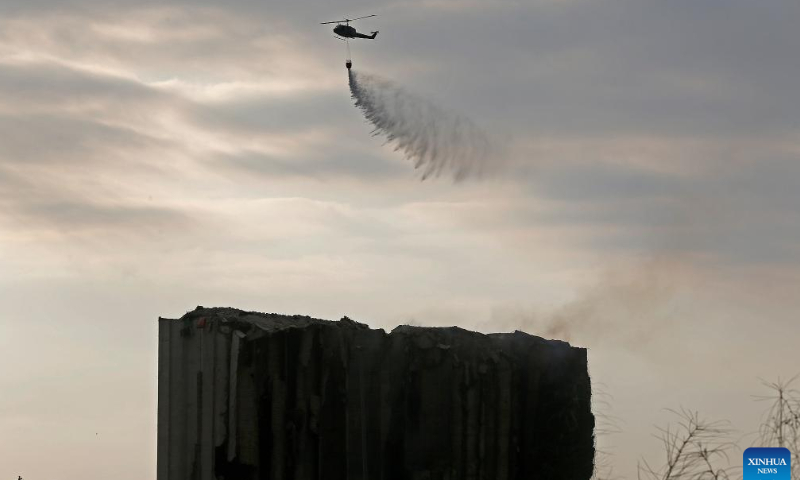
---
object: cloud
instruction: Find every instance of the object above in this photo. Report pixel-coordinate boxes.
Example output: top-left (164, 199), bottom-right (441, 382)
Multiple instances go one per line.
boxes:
top-left (0, 114), bottom-right (173, 167)
top-left (0, 3), bottom-right (799, 480)
top-left (0, 5), bottom-right (339, 87)
top-left (0, 18), bottom-right (410, 251)
top-left (1, 1), bottom-right (796, 269)
top-left (368, 0), bottom-right (800, 139)
top-left (14, 201), bottom-right (193, 232)
top-left (216, 148), bottom-right (406, 181)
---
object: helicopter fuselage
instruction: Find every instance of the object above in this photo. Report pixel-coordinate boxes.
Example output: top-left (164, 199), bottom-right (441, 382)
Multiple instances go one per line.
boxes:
top-left (333, 24), bottom-right (377, 39)
top-left (334, 25), bottom-right (356, 37)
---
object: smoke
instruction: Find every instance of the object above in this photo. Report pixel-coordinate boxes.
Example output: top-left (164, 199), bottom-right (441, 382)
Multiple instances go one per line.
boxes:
top-left (348, 70), bottom-right (496, 181)
top-left (484, 259), bottom-right (682, 349)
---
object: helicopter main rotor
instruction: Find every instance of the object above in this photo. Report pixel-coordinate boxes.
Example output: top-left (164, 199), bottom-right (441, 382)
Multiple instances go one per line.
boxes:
top-left (320, 14), bottom-right (376, 26)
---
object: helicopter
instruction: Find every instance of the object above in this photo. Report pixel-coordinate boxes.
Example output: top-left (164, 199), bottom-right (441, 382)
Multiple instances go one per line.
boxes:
top-left (321, 15), bottom-right (379, 40)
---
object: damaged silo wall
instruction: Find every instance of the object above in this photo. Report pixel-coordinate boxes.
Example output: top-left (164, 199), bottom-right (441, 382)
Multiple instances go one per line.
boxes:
top-left (157, 307), bottom-right (594, 480)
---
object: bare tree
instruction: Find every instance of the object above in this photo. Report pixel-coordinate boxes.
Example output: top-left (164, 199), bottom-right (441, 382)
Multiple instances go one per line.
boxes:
top-left (755, 375), bottom-right (800, 479)
top-left (638, 407), bottom-right (737, 480)
top-left (592, 383), bottom-right (623, 480)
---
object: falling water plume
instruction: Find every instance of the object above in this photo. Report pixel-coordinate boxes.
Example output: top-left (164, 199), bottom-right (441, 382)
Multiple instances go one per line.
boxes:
top-left (348, 70), bottom-right (496, 181)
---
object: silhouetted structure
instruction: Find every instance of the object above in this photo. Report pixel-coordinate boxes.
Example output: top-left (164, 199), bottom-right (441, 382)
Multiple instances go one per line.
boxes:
top-left (158, 307), bottom-right (595, 480)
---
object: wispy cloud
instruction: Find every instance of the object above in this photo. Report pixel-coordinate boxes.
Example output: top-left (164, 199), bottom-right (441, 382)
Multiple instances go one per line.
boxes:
top-left (0, 2), bottom-right (798, 480)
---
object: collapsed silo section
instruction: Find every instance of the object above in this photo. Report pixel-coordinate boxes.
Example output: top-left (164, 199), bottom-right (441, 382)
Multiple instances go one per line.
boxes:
top-left (157, 307), bottom-right (595, 480)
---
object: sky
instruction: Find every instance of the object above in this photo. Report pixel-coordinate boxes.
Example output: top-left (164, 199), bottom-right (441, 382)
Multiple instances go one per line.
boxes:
top-left (1, 0), bottom-right (799, 478)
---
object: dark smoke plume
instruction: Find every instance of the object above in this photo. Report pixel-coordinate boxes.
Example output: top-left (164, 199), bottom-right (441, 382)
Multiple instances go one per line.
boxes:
top-left (348, 70), bottom-right (495, 181)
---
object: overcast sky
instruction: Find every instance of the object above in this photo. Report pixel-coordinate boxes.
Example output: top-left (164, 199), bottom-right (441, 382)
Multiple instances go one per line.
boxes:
top-left (1, 1), bottom-right (799, 478)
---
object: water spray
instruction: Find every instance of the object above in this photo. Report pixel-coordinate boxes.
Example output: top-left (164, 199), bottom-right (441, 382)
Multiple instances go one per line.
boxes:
top-left (348, 70), bottom-right (495, 181)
